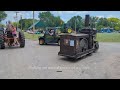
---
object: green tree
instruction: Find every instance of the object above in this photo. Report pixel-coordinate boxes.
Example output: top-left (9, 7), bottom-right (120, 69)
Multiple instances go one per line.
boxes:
top-left (90, 16), bottom-right (99, 28)
top-left (114, 21), bottom-right (120, 31)
top-left (96, 25), bottom-right (105, 30)
top-left (97, 18), bottom-right (109, 27)
top-left (12, 22), bottom-right (20, 28)
top-left (54, 16), bottom-right (64, 27)
top-left (114, 26), bottom-right (120, 31)
top-left (0, 11), bottom-right (7, 22)
top-left (38, 11), bottom-right (64, 28)
top-left (107, 17), bottom-right (119, 23)
top-left (19, 19), bottom-right (38, 30)
top-left (67, 15), bottom-right (83, 31)
top-left (107, 17), bottom-right (120, 29)
top-left (0, 24), bottom-right (5, 27)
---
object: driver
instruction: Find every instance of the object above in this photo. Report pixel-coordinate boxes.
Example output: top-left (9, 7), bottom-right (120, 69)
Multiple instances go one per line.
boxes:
top-left (6, 21), bottom-right (19, 46)
top-left (49, 29), bottom-right (54, 36)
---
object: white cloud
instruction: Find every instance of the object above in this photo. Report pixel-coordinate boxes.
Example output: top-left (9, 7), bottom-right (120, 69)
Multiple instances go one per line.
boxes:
top-left (51, 11), bottom-right (90, 16)
top-left (97, 15), bottom-right (104, 18)
top-left (107, 15), bottom-right (114, 18)
top-left (60, 11), bottom-right (89, 14)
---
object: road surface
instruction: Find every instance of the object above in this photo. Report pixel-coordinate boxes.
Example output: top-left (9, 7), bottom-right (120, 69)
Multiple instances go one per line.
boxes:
top-left (0, 39), bottom-right (120, 79)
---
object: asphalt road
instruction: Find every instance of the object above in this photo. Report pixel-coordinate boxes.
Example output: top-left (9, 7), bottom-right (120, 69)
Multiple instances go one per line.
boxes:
top-left (0, 39), bottom-right (120, 79)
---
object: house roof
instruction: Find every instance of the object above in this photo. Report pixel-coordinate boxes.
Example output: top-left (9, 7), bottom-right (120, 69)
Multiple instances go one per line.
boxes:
top-left (28, 21), bottom-right (46, 29)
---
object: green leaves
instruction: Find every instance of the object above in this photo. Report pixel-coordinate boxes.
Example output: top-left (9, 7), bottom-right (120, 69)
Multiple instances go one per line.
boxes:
top-left (107, 17), bottom-right (119, 23)
top-left (38, 11), bottom-right (64, 27)
top-left (67, 16), bottom-right (83, 31)
top-left (67, 16), bottom-right (120, 31)
top-left (12, 22), bottom-right (20, 27)
top-left (114, 26), bottom-right (120, 31)
top-left (90, 16), bottom-right (99, 28)
top-left (19, 19), bottom-right (38, 30)
top-left (0, 11), bottom-right (7, 22)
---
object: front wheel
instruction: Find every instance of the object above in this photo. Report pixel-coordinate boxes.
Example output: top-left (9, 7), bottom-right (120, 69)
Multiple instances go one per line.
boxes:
top-left (39, 39), bottom-right (45, 45)
top-left (0, 31), bottom-right (5, 49)
top-left (0, 43), bottom-right (5, 49)
top-left (94, 41), bottom-right (99, 53)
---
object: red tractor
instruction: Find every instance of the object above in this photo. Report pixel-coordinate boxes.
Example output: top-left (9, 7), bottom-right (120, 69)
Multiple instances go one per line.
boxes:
top-left (0, 28), bottom-right (25, 49)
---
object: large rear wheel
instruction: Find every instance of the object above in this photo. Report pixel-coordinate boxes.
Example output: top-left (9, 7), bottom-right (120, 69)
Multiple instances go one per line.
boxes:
top-left (0, 41), bottom-right (5, 49)
top-left (19, 31), bottom-right (25, 48)
top-left (0, 31), bottom-right (5, 49)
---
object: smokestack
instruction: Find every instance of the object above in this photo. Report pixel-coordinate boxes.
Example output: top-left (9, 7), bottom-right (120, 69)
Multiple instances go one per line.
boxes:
top-left (85, 14), bottom-right (90, 27)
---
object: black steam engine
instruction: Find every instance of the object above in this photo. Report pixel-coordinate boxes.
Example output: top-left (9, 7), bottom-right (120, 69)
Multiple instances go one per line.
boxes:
top-left (58, 14), bottom-right (99, 60)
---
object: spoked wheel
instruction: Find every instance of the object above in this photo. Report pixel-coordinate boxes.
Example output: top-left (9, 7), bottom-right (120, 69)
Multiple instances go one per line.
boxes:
top-left (79, 38), bottom-right (88, 52)
top-left (39, 39), bottom-right (45, 45)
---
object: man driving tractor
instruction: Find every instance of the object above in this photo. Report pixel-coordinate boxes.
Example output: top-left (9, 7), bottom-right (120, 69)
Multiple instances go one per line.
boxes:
top-left (0, 21), bottom-right (25, 49)
top-left (6, 21), bottom-right (19, 46)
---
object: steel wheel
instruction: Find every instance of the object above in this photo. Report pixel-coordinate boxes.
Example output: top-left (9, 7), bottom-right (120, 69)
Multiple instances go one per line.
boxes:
top-left (79, 38), bottom-right (88, 52)
top-left (39, 39), bottom-right (44, 45)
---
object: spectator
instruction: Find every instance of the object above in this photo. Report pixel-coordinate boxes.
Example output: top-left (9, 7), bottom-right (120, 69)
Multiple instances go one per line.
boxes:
top-left (6, 21), bottom-right (13, 32)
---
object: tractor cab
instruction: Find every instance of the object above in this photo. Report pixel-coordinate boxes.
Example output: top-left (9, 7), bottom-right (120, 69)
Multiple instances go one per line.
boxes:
top-left (38, 27), bottom-right (61, 45)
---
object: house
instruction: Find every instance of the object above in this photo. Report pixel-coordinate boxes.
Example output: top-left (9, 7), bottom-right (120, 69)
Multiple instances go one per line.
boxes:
top-left (28, 21), bottom-right (46, 30)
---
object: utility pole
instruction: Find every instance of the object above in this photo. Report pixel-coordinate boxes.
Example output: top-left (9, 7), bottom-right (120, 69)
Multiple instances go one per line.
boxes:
top-left (75, 19), bottom-right (76, 34)
top-left (15, 11), bottom-right (19, 31)
top-left (33, 11), bottom-right (35, 37)
top-left (33, 11), bottom-right (35, 31)
top-left (75, 17), bottom-right (78, 34)
top-left (21, 15), bottom-right (22, 31)
top-left (6, 22), bottom-right (7, 27)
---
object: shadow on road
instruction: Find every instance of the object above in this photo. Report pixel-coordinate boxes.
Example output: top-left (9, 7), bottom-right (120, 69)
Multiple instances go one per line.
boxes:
top-left (39, 43), bottom-right (59, 46)
top-left (59, 56), bottom-right (89, 63)
top-left (2, 46), bottom-right (23, 50)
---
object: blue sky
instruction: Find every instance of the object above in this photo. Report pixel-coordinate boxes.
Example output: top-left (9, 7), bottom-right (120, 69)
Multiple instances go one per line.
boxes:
top-left (2, 11), bottom-right (120, 24)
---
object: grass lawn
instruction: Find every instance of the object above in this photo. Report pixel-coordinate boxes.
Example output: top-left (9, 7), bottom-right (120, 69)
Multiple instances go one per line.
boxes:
top-left (24, 32), bottom-right (43, 41)
top-left (24, 32), bottom-right (120, 42)
top-left (96, 33), bottom-right (120, 42)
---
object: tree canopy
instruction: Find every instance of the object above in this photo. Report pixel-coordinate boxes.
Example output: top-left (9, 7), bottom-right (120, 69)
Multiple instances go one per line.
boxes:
top-left (67, 15), bottom-right (83, 31)
top-left (0, 11), bottom-right (7, 22)
top-left (19, 19), bottom-right (39, 30)
top-left (38, 11), bottom-right (64, 28)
